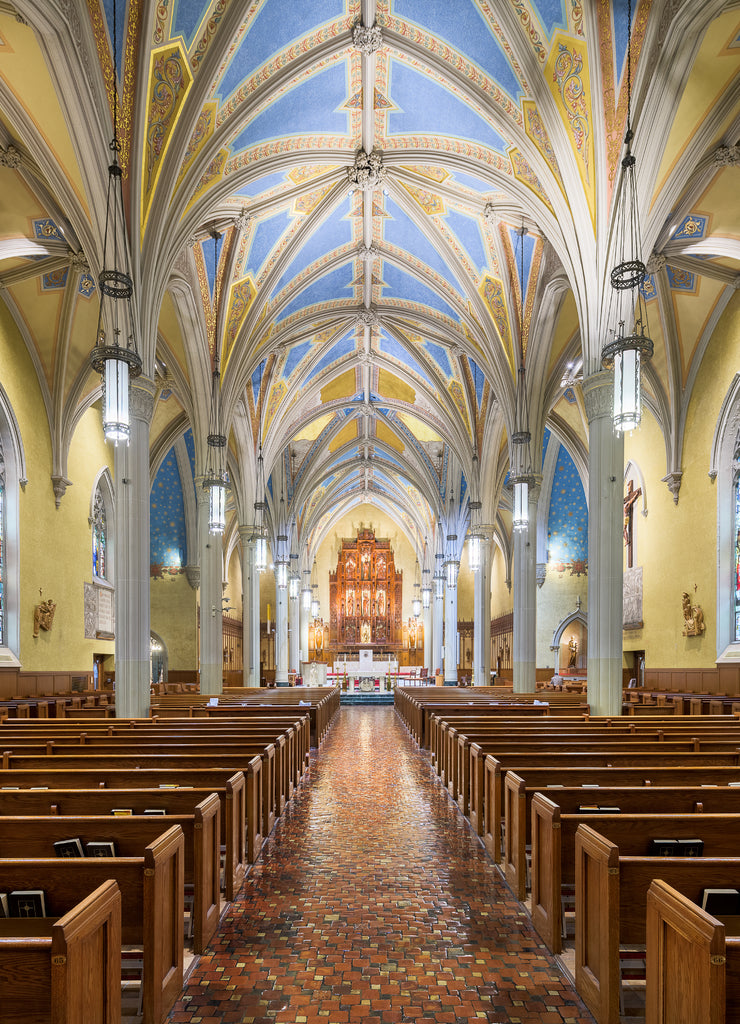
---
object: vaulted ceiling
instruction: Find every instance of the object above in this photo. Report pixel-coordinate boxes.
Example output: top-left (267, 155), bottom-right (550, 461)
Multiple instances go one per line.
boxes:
top-left (0, 0), bottom-right (738, 566)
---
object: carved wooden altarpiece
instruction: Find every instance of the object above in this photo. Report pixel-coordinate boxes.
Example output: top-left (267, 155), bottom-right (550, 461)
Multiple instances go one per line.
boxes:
top-left (329, 529), bottom-right (402, 649)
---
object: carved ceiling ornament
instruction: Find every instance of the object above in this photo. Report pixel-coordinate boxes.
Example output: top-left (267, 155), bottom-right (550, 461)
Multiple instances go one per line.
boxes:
top-left (483, 202), bottom-right (497, 227)
top-left (356, 306), bottom-right (380, 327)
top-left (352, 22), bottom-right (383, 55)
top-left (645, 252), bottom-right (666, 275)
top-left (714, 144), bottom-right (740, 167)
top-left (347, 148), bottom-right (386, 192)
top-left (358, 244), bottom-right (380, 262)
top-left (0, 144), bottom-right (21, 168)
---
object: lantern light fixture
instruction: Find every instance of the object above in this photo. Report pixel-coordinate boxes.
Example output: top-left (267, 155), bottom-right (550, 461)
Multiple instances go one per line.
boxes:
top-left (601, 0), bottom-right (653, 432)
top-left (512, 224), bottom-right (532, 533)
top-left (202, 228), bottom-right (228, 535)
top-left (89, 0), bottom-right (142, 443)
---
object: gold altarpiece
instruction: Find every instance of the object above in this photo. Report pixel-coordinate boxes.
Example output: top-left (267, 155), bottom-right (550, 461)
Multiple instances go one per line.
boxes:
top-left (329, 529), bottom-right (403, 652)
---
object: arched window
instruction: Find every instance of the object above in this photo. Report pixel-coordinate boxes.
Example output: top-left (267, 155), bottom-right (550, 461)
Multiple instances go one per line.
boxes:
top-left (90, 470), bottom-right (114, 587)
top-left (92, 485), bottom-right (107, 581)
top-left (710, 375), bottom-right (740, 657)
top-left (0, 386), bottom-right (24, 665)
top-left (0, 438), bottom-right (5, 648)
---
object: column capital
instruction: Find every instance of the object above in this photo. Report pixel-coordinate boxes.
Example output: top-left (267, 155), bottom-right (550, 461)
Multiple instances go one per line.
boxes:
top-left (582, 370), bottom-right (614, 424)
top-left (129, 376), bottom-right (157, 425)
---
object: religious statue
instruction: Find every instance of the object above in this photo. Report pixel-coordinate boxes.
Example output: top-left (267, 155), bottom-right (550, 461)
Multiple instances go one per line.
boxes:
top-left (682, 591), bottom-right (706, 637)
top-left (361, 549), bottom-right (371, 580)
top-left (346, 555), bottom-right (356, 577)
top-left (362, 589), bottom-right (370, 617)
top-left (408, 619), bottom-right (417, 649)
top-left (623, 480), bottom-right (642, 569)
top-left (567, 635), bottom-right (578, 668)
top-left (377, 588), bottom-right (386, 617)
top-left (360, 621), bottom-right (371, 643)
top-left (33, 594), bottom-right (56, 638)
top-left (315, 625), bottom-right (323, 654)
top-left (346, 591), bottom-right (354, 616)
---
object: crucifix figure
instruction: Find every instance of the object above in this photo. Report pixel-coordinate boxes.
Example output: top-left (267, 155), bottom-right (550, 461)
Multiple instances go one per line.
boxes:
top-left (623, 479), bottom-right (642, 568)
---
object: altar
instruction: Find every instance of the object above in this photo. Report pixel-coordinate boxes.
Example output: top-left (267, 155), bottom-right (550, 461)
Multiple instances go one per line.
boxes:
top-left (335, 650), bottom-right (398, 677)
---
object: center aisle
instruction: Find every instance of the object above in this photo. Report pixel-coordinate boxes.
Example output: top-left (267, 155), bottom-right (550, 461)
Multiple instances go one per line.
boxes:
top-left (169, 707), bottom-right (595, 1024)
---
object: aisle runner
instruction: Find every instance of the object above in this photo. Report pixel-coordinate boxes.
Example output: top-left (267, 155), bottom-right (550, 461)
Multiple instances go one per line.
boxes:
top-left (168, 707), bottom-right (594, 1024)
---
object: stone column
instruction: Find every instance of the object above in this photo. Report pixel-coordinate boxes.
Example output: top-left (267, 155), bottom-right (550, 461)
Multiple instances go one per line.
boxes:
top-left (583, 370), bottom-right (624, 716)
top-left (433, 575), bottom-right (444, 681)
top-left (239, 527), bottom-right (259, 687)
top-left (275, 573), bottom-right (289, 686)
top-left (443, 581), bottom-right (458, 685)
top-left (197, 481), bottom-right (223, 695)
top-left (473, 536), bottom-right (492, 686)
top-left (513, 483), bottom-right (539, 692)
top-left (243, 536), bottom-right (261, 687)
top-left (114, 376), bottom-right (156, 718)
top-left (289, 588), bottom-right (300, 677)
top-left (422, 599), bottom-right (433, 679)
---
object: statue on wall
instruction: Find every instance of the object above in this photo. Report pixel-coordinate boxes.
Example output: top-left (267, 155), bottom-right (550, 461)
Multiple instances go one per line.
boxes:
top-left (623, 480), bottom-right (642, 569)
top-left (33, 593), bottom-right (56, 638)
top-left (567, 635), bottom-right (578, 668)
top-left (682, 591), bottom-right (705, 637)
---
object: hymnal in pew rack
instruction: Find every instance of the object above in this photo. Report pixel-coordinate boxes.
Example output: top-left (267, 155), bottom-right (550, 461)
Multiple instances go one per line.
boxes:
top-left (701, 888), bottom-right (740, 915)
top-left (53, 837), bottom-right (84, 857)
top-left (649, 837), bottom-right (704, 856)
top-left (85, 840), bottom-right (116, 857)
top-left (8, 889), bottom-right (46, 917)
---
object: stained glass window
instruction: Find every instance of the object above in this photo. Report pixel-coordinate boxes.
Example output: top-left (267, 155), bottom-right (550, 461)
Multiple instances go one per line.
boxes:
top-left (92, 486), bottom-right (107, 580)
top-left (0, 439), bottom-right (5, 647)
top-left (735, 473), bottom-right (740, 642)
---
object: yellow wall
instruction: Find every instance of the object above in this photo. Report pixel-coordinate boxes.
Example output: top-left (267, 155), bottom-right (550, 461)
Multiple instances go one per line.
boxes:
top-left (150, 574), bottom-right (197, 671)
top-left (624, 291), bottom-right (740, 668)
top-left (0, 299), bottom-right (115, 671)
top-left (490, 543), bottom-right (512, 619)
top-left (536, 570), bottom-right (587, 671)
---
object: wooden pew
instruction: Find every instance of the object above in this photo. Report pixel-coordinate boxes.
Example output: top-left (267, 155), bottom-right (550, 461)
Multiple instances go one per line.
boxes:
top-left (0, 802), bottom-right (219, 954)
top-left (0, 879), bottom-right (121, 1024)
top-left (478, 753), bottom-right (740, 860)
top-left (646, 878), bottom-right (740, 1024)
top-left (505, 775), bottom-right (740, 918)
top-left (574, 823), bottom-right (740, 1024)
top-left (0, 781), bottom-right (245, 900)
top-left (1, 749), bottom-right (276, 845)
top-left (0, 766), bottom-right (260, 868)
top-left (0, 825), bottom-right (183, 1024)
top-left (529, 797), bottom-right (740, 953)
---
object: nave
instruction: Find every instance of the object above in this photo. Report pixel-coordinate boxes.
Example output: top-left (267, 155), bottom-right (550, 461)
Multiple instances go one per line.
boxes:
top-left (169, 707), bottom-right (594, 1024)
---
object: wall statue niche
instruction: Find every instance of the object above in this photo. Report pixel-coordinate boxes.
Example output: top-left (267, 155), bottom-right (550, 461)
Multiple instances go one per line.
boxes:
top-left (682, 591), bottom-right (705, 637)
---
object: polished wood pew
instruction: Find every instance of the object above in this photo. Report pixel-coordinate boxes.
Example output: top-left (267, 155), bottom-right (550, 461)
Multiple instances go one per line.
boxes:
top-left (0, 767), bottom-right (258, 869)
top-left (504, 775), bottom-right (740, 939)
top-left (0, 879), bottom-right (121, 1024)
top-left (1, 749), bottom-right (277, 842)
top-left (0, 781), bottom-right (246, 900)
top-left (529, 797), bottom-right (740, 953)
top-left (646, 879), bottom-right (740, 1024)
top-left (0, 825), bottom-right (183, 1024)
top-left (447, 733), bottom-right (740, 819)
top-left (0, 802), bottom-right (219, 954)
top-left (0, 717), bottom-right (310, 796)
top-left (574, 823), bottom-right (740, 1024)
top-left (477, 753), bottom-right (740, 859)
top-left (436, 718), bottom-right (740, 808)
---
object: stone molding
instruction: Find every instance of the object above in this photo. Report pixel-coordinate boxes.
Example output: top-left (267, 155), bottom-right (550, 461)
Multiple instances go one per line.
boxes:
top-left (582, 370), bottom-right (614, 423)
top-left (129, 376), bottom-right (157, 425)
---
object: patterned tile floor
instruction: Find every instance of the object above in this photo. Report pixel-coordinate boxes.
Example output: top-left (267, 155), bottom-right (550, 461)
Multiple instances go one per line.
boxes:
top-left (168, 707), bottom-right (595, 1024)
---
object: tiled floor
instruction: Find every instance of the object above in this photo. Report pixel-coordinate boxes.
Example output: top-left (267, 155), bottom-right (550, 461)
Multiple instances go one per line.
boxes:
top-left (168, 707), bottom-right (595, 1024)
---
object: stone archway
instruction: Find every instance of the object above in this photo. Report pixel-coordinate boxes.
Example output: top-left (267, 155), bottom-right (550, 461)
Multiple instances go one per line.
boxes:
top-left (550, 610), bottom-right (588, 676)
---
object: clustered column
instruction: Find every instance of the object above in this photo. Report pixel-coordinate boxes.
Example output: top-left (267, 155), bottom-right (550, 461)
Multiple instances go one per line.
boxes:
top-left (473, 535), bottom-right (492, 686)
top-left (275, 572), bottom-right (289, 686)
top-left (114, 376), bottom-right (156, 718)
top-left (583, 370), bottom-right (624, 716)
top-left (512, 482), bottom-right (540, 693)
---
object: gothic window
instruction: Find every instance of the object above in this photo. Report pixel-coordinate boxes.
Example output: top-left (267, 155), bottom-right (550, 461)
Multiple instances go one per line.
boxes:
top-left (735, 471), bottom-right (740, 642)
top-left (92, 485), bottom-right (107, 581)
top-left (0, 439), bottom-right (5, 647)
